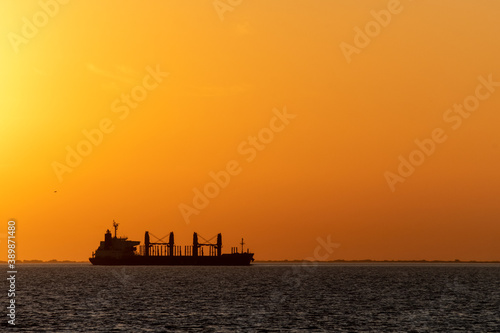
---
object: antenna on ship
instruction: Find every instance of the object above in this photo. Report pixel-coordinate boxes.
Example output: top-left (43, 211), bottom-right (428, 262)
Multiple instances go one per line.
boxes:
top-left (113, 220), bottom-right (119, 238)
top-left (240, 238), bottom-right (245, 253)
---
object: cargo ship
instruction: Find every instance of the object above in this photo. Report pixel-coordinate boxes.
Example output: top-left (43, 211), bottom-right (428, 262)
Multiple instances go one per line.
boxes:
top-left (89, 222), bottom-right (254, 265)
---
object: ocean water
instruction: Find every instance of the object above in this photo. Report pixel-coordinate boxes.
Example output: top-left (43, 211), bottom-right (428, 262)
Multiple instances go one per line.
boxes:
top-left (4, 263), bottom-right (500, 332)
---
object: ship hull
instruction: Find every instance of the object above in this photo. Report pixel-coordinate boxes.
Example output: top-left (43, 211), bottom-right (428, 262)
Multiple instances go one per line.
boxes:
top-left (89, 253), bottom-right (253, 266)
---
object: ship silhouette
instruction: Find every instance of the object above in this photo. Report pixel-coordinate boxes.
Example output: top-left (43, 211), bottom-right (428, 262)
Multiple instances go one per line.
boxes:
top-left (89, 222), bottom-right (254, 265)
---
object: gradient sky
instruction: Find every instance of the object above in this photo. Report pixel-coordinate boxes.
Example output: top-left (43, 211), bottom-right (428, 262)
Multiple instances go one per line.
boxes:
top-left (1, 0), bottom-right (499, 261)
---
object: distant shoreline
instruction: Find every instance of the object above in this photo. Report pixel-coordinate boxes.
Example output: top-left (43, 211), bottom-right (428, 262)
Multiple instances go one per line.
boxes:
top-left (4, 259), bottom-right (500, 264)
top-left (1, 260), bottom-right (89, 264)
top-left (255, 260), bottom-right (500, 263)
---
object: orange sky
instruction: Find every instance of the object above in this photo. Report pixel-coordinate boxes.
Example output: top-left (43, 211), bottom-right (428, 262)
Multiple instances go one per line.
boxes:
top-left (1, 0), bottom-right (499, 261)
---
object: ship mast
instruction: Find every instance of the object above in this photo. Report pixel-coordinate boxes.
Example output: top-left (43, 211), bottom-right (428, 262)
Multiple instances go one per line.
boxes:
top-left (113, 220), bottom-right (119, 238)
top-left (240, 238), bottom-right (245, 253)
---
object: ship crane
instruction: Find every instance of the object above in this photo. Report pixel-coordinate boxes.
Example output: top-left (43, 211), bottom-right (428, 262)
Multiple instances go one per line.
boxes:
top-left (147, 232), bottom-right (175, 256)
top-left (197, 234), bottom-right (222, 256)
top-left (148, 233), bottom-right (170, 244)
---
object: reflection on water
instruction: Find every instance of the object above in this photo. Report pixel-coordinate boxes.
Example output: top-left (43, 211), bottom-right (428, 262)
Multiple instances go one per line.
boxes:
top-left (7, 263), bottom-right (500, 332)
